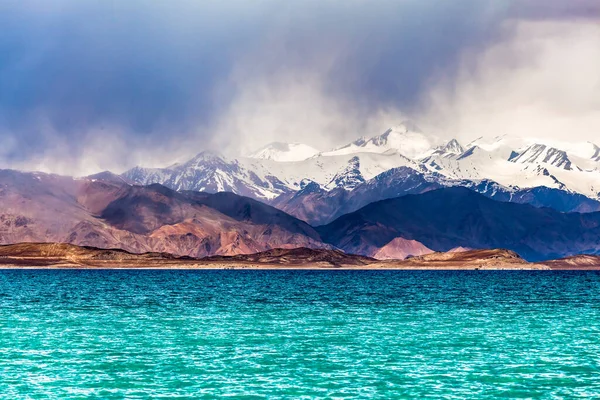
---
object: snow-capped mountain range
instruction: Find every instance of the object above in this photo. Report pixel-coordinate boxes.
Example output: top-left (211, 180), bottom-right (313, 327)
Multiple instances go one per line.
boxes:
top-left (320, 122), bottom-right (437, 159)
top-left (122, 121), bottom-right (600, 209)
top-left (421, 134), bottom-right (600, 198)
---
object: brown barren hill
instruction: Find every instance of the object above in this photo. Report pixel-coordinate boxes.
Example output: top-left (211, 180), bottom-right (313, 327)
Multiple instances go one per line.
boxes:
top-left (0, 242), bottom-right (185, 268)
top-left (205, 247), bottom-right (375, 267)
top-left (374, 249), bottom-right (549, 270)
top-left (0, 170), bottom-right (329, 257)
top-left (373, 237), bottom-right (433, 260)
top-left (0, 243), bottom-right (564, 270)
top-left (541, 255), bottom-right (600, 270)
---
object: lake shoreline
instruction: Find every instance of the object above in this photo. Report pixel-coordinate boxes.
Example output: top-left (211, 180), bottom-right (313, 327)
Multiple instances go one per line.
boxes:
top-left (0, 262), bottom-right (582, 271)
top-left (2, 243), bottom-right (599, 270)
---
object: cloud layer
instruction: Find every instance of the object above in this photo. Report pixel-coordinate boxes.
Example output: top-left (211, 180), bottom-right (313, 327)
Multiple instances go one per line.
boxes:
top-left (0, 0), bottom-right (598, 174)
top-left (421, 19), bottom-right (600, 144)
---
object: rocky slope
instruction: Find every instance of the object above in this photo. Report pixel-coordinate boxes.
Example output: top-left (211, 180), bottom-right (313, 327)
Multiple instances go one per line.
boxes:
top-left (0, 243), bottom-right (551, 270)
top-left (0, 169), bottom-right (328, 257)
top-left (541, 255), bottom-right (600, 270)
top-left (204, 247), bottom-right (375, 267)
top-left (317, 187), bottom-right (600, 261)
top-left (272, 167), bottom-right (600, 225)
top-left (0, 242), bottom-right (181, 262)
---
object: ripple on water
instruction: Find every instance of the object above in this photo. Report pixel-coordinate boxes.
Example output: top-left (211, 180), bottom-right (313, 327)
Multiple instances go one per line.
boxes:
top-left (1, 270), bottom-right (600, 398)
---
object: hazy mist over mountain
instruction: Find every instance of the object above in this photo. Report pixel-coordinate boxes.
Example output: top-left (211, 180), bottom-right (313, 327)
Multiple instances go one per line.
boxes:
top-left (1, 0), bottom-right (599, 175)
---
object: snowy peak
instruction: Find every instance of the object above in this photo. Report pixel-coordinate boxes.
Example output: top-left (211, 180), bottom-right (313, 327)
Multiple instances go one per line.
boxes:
top-left (248, 142), bottom-right (320, 162)
top-left (533, 140), bottom-right (600, 162)
top-left (325, 156), bottom-right (366, 190)
top-left (468, 136), bottom-right (600, 166)
top-left (359, 122), bottom-right (434, 158)
top-left (442, 139), bottom-right (464, 154)
top-left (509, 144), bottom-right (573, 170)
top-left (420, 139), bottom-right (466, 171)
top-left (121, 121), bottom-right (600, 204)
top-left (432, 139), bottom-right (465, 157)
top-left (323, 120), bottom-right (436, 159)
top-left (122, 151), bottom-right (291, 200)
top-left (182, 151), bottom-right (230, 169)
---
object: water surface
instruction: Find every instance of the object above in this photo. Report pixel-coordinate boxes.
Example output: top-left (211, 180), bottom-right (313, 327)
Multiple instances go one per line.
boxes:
top-left (1, 270), bottom-right (600, 398)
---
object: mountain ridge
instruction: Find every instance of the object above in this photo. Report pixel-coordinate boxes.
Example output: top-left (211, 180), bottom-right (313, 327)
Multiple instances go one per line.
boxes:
top-left (120, 124), bottom-right (600, 214)
top-left (317, 187), bottom-right (600, 261)
top-left (0, 169), bottom-right (328, 258)
top-left (4, 169), bottom-right (600, 262)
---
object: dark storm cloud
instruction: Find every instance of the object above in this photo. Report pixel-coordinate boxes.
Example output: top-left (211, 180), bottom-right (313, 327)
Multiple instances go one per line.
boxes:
top-left (0, 0), bottom-right (593, 173)
top-left (219, 0), bottom-right (514, 118)
top-left (0, 1), bottom-right (269, 161)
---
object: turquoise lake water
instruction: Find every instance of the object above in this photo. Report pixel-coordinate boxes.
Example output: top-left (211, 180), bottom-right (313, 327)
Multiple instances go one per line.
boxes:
top-left (1, 270), bottom-right (600, 398)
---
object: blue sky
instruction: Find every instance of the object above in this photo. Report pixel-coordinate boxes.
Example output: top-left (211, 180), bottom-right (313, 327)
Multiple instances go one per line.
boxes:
top-left (1, 0), bottom-right (599, 174)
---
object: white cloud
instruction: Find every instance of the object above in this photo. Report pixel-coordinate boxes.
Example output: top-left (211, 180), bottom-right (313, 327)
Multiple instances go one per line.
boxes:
top-left (421, 20), bottom-right (600, 144)
top-left (212, 63), bottom-right (408, 156)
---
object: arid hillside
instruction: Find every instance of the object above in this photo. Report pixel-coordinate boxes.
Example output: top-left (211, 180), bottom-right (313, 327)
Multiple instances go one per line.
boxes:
top-left (0, 170), bottom-right (328, 257)
top-left (4, 243), bottom-right (588, 270)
